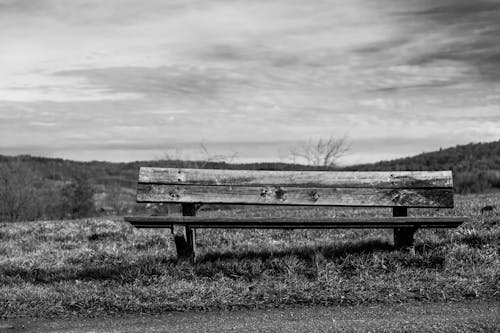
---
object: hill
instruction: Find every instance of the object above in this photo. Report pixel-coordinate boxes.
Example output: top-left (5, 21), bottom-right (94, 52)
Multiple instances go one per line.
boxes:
top-left (343, 140), bottom-right (500, 193)
top-left (1, 140), bottom-right (499, 221)
top-left (0, 155), bottom-right (318, 221)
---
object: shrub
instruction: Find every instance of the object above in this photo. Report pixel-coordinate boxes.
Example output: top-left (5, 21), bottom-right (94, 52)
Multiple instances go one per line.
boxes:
top-left (0, 160), bottom-right (44, 221)
top-left (60, 175), bottom-right (96, 218)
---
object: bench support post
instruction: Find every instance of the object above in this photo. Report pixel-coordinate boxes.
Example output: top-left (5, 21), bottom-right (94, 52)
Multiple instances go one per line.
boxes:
top-left (172, 203), bottom-right (197, 262)
top-left (393, 207), bottom-right (416, 249)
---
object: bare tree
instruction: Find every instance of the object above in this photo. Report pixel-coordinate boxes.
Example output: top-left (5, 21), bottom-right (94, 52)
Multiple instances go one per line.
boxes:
top-left (290, 135), bottom-right (350, 167)
top-left (199, 143), bottom-right (238, 164)
top-left (158, 144), bottom-right (238, 167)
top-left (156, 148), bottom-right (185, 161)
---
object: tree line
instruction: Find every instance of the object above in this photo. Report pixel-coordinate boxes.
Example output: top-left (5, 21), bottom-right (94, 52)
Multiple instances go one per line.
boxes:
top-left (343, 140), bottom-right (500, 193)
top-left (1, 139), bottom-right (499, 221)
top-left (0, 160), bottom-right (95, 222)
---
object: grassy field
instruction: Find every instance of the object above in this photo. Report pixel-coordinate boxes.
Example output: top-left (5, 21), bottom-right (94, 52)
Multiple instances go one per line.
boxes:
top-left (0, 194), bottom-right (499, 318)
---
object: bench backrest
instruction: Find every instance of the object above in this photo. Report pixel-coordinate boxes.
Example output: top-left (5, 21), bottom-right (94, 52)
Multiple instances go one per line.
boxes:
top-left (136, 167), bottom-right (454, 208)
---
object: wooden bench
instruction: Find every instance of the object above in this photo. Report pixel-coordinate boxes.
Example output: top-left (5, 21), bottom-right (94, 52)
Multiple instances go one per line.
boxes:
top-left (125, 167), bottom-right (467, 261)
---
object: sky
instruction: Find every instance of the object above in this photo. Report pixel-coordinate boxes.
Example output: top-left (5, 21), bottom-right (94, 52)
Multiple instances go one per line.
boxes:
top-left (1, 0), bottom-right (499, 165)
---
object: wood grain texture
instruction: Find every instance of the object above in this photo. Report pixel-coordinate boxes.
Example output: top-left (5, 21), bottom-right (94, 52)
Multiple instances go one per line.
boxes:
top-left (125, 216), bottom-right (466, 229)
top-left (139, 168), bottom-right (453, 188)
top-left (137, 184), bottom-right (454, 207)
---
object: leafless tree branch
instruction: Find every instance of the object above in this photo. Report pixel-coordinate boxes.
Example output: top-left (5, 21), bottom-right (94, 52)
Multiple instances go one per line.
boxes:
top-left (290, 135), bottom-right (350, 167)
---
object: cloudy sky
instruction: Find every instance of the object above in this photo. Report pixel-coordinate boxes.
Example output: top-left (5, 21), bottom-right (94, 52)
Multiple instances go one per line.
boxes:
top-left (1, 0), bottom-right (499, 164)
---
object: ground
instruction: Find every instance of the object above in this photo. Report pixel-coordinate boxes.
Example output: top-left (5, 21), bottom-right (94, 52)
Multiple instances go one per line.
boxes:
top-left (0, 193), bottom-right (499, 321)
top-left (1, 301), bottom-right (499, 332)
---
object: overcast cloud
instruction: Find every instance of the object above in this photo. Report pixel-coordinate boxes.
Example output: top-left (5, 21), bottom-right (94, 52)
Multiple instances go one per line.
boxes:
top-left (1, 0), bottom-right (499, 164)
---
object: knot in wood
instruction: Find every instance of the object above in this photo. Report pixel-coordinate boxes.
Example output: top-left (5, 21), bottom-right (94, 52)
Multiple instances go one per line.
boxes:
top-left (311, 191), bottom-right (320, 202)
top-left (390, 173), bottom-right (396, 185)
top-left (275, 187), bottom-right (287, 201)
top-left (169, 188), bottom-right (182, 200)
top-left (260, 187), bottom-right (273, 200)
top-left (390, 190), bottom-right (401, 204)
top-left (389, 189), bottom-right (414, 205)
top-left (176, 171), bottom-right (186, 182)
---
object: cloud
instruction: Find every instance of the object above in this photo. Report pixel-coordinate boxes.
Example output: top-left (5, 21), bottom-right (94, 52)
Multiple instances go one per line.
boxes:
top-left (55, 66), bottom-right (250, 100)
top-left (401, 0), bottom-right (500, 81)
top-left (0, 0), bottom-right (499, 163)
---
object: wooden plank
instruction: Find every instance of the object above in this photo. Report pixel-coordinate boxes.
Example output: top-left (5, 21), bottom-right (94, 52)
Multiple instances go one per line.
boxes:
top-left (137, 184), bottom-right (454, 207)
top-left (133, 223), bottom-right (461, 229)
top-left (125, 216), bottom-right (466, 229)
top-left (139, 168), bottom-right (453, 188)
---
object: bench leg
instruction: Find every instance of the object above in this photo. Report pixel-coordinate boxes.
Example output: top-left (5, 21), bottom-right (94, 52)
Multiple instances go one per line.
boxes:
top-left (393, 228), bottom-right (416, 249)
top-left (172, 225), bottom-right (196, 261)
top-left (392, 207), bottom-right (416, 249)
top-left (171, 203), bottom-right (197, 262)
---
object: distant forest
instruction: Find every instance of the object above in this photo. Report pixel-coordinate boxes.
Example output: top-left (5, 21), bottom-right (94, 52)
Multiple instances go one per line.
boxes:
top-left (1, 140), bottom-right (499, 221)
top-left (342, 140), bottom-right (500, 193)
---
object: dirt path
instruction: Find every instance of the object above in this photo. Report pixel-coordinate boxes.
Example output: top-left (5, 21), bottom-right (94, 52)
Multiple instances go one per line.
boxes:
top-left (2, 300), bottom-right (499, 333)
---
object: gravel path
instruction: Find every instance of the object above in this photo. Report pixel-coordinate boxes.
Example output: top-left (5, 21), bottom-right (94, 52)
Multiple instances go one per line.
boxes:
top-left (2, 300), bottom-right (499, 333)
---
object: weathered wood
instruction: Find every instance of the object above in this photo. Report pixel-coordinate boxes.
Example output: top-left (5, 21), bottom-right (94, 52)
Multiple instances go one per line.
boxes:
top-left (137, 184), bottom-right (454, 208)
top-left (125, 216), bottom-right (466, 229)
top-left (126, 168), bottom-right (466, 259)
top-left (393, 207), bottom-right (416, 248)
top-left (172, 203), bottom-right (196, 261)
top-left (139, 168), bottom-right (453, 188)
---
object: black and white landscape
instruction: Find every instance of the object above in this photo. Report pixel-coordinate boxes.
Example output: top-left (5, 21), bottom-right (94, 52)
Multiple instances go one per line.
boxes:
top-left (1, 1), bottom-right (499, 332)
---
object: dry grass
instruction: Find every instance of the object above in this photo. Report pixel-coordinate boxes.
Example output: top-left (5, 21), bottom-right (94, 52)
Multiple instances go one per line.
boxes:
top-left (0, 194), bottom-right (499, 318)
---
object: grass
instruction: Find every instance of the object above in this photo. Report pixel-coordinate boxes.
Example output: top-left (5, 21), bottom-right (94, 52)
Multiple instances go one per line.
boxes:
top-left (0, 193), bottom-right (499, 318)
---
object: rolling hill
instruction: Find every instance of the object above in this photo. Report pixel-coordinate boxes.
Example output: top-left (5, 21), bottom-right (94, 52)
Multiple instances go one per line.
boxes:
top-left (1, 140), bottom-right (499, 221)
top-left (343, 140), bottom-right (500, 193)
top-left (1, 139), bottom-right (500, 192)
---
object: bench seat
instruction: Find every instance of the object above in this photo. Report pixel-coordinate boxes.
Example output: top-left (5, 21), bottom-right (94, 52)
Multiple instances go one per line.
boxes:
top-left (125, 216), bottom-right (465, 229)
